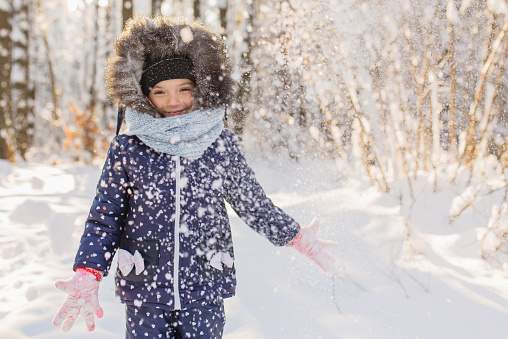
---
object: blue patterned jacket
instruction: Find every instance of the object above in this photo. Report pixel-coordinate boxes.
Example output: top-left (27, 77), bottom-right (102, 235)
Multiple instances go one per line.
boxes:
top-left (73, 129), bottom-right (300, 310)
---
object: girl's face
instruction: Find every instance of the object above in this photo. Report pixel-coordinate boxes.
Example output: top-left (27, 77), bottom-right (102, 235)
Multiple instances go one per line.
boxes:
top-left (148, 79), bottom-right (194, 117)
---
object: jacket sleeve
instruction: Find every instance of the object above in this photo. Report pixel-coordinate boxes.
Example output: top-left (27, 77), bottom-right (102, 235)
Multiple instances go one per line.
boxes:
top-left (222, 131), bottom-right (300, 246)
top-left (73, 136), bottom-right (129, 275)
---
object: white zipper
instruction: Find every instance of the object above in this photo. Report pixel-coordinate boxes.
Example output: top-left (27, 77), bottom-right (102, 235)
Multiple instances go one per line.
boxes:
top-left (173, 156), bottom-right (182, 310)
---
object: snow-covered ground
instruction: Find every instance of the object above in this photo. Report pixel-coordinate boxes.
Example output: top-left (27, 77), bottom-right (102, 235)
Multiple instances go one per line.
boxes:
top-left (0, 156), bottom-right (507, 338)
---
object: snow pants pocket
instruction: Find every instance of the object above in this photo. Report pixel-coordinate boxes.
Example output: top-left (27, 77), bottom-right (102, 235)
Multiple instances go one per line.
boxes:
top-left (118, 237), bottom-right (160, 283)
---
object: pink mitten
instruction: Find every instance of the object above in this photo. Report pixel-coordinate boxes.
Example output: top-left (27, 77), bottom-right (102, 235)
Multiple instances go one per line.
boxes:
top-left (287, 218), bottom-right (337, 272)
top-left (52, 267), bottom-right (104, 332)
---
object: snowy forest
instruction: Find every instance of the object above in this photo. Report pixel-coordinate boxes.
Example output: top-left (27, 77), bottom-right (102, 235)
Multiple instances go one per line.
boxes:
top-left (2, 0), bottom-right (508, 338)
top-left (3, 0), bottom-right (508, 262)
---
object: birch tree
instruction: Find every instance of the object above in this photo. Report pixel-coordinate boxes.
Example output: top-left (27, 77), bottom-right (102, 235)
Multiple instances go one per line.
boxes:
top-left (0, 0), bottom-right (12, 160)
top-left (11, 0), bottom-right (34, 159)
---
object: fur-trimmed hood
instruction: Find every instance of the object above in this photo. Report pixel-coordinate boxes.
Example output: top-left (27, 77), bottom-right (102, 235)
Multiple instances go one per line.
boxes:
top-left (105, 15), bottom-right (233, 117)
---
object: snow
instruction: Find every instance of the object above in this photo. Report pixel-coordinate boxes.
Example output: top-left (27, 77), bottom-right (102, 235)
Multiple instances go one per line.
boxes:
top-left (0, 157), bottom-right (508, 338)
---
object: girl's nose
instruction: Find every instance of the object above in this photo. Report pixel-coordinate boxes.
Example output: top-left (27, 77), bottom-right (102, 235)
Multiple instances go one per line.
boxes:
top-left (166, 93), bottom-right (180, 107)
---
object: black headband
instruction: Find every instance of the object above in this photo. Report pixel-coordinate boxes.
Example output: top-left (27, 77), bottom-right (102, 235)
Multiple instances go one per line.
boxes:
top-left (140, 56), bottom-right (195, 96)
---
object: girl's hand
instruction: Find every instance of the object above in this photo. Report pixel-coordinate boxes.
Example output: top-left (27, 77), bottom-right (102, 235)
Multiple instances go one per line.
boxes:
top-left (287, 218), bottom-right (337, 272)
top-left (52, 268), bottom-right (104, 332)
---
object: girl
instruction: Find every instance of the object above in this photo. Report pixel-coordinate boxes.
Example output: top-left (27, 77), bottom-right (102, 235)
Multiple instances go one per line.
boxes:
top-left (53, 15), bottom-right (335, 338)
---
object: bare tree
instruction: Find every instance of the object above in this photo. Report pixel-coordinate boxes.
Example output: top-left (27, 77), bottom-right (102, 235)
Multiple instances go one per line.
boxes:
top-left (12, 0), bottom-right (34, 159)
top-left (230, 0), bottom-right (254, 136)
top-left (122, 0), bottom-right (133, 28)
top-left (218, 0), bottom-right (228, 36)
top-left (0, 1), bottom-right (13, 160)
top-left (101, 0), bottom-right (117, 128)
top-left (193, 0), bottom-right (200, 20)
top-left (37, 1), bottom-right (59, 124)
top-left (152, 0), bottom-right (163, 16)
top-left (88, 1), bottom-right (99, 117)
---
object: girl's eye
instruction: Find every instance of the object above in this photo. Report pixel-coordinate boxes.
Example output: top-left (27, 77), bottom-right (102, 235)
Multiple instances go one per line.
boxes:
top-left (153, 90), bottom-right (164, 95)
top-left (181, 87), bottom-right (192, 92)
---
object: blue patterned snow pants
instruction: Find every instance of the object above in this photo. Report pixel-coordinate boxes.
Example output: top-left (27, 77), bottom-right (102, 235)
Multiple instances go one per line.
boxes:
top-left (125, 299), bottom-right (225, 338)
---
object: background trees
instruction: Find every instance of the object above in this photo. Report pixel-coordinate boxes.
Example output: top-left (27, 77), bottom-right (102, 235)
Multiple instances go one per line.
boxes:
top-left (2, 0), bottom-right (508, 259)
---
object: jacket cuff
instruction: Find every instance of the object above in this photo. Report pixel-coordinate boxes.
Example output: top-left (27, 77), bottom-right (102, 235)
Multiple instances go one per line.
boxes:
top-left (75, 267), bottom-right (104, 282)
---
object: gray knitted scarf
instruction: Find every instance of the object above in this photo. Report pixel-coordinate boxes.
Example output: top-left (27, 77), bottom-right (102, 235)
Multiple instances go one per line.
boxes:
top-left (124, 106), bottom-right (225, 160)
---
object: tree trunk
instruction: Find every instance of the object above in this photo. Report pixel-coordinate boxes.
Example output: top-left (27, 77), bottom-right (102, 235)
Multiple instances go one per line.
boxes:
top-left (122, 0), bottom-right (133, 28)
top-left (11, 0), bottom-right (34, 159)
top-left (102, 0), bottom-right (115, 126)
top-left (218, 0), bottom-right (228, 36)
top-left (0, 2), bottom-right (13, 160)
top-left (38, 4), bottom-right (59, 123)
top-left (152, 0), bottom-right (163, 16)
top-left (230, 0), bottom-right (254, 135)
top-left (193, 0), bottom-right (201, 20)
top-left (83, 1), bottom-right (100, 159)
top-left (448, 24), bottom-right (457, 158)
top-left (89, 1), bottom-right (99, 115)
